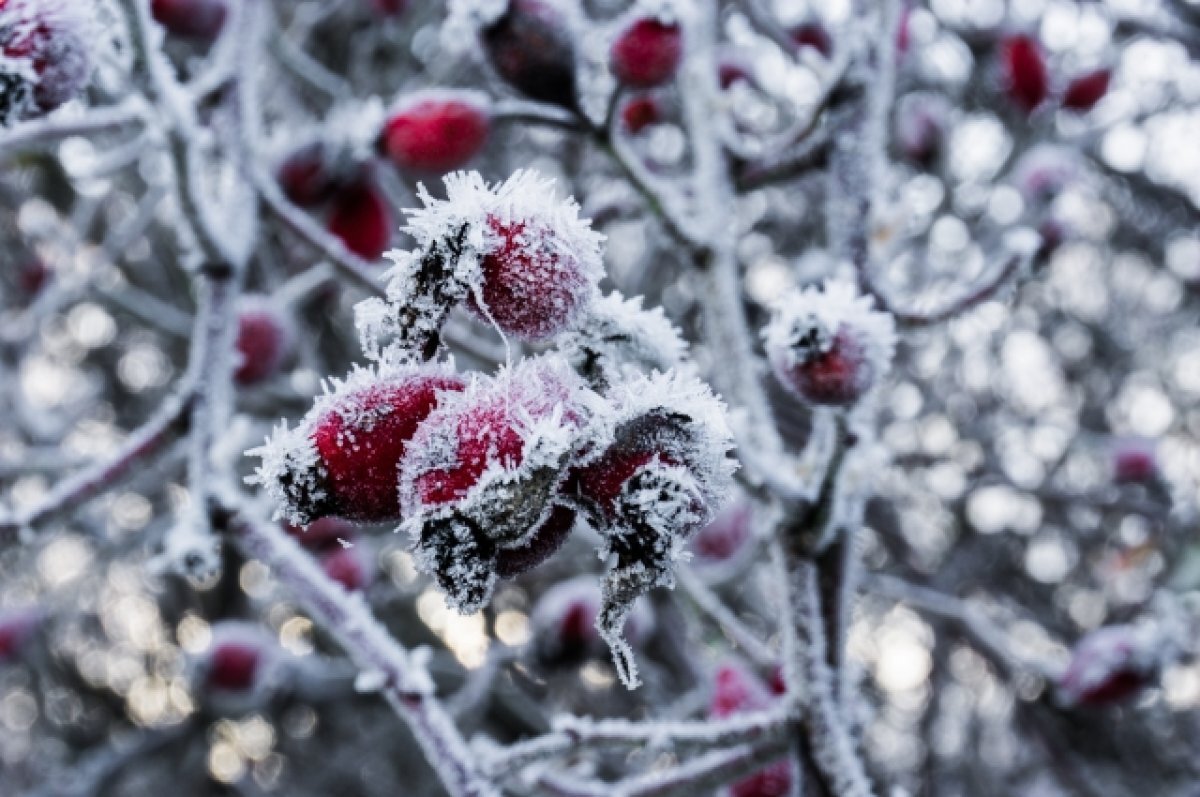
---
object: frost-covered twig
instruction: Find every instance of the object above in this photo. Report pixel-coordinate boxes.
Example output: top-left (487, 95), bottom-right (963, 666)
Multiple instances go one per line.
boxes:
top-left (868, 253), bottom-right (1026, 328)
top-left (222, 499), bottom-right (500, 797)
top-left (676, 567), bottom-right (777, 669)
top-left (0, 99), bottom-right (146, 161)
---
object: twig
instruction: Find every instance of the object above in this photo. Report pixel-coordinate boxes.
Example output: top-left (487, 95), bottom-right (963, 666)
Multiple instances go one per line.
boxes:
top-left (675, 568), bottom-right (778, 669)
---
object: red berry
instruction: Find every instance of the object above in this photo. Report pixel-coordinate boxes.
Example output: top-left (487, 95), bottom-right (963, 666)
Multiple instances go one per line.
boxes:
top-left (206, 640), bottom-right (262, 692)
top-left (321, 545), bottom-right (373, 592)
top-left (381, 93), bottom-right (490, 174)
top-left (283, 516), bottom-right (356, 552)
top-left (151, 0), bottom-right (227, 41)
top-left (482, 0), bottom-right (578, 109)
top-left (328, 178), bottom-right (394, 261)
top-left (1062, 68), bottom-right (1110, 113)
top-left (233, 297), bottom-right (294, 386)
top-left (0, 0), bottom-right (93, 123)
top-left (896, 94), bottom-right (948, 168)
top-left (531, 576), bottom-right (653, 663)
top-left (779, 327), bottom-right (875, 407)
top-left (710, 662), bottom-right (796, 797)
top-left (621, 95), bottom-right (662, 134)
top-left (0, 608), bottom-right (41, 663)
top-left (277, 142), bottom-right (339, 208)
top-left (1058, 625), bottom-right (1155, 707)
top-left (610, 17), bottom-right (683, 89)
top-left (16, 257), bottom-right (51, 296)
top-left (717, 50), bottom-right (753, 89)
top-left (368, 0), bottom-right (407, 17)
top-left (470, 215), bottom-right (595, 341)
top-left (789, 21), bottom-right (833, 58)
top-left (690, 500), bottom-right (753, 566)
top-left (1001, 34), bottom-right (1048, 113)
top-left (1112, 439), bottom-right (1157, 484)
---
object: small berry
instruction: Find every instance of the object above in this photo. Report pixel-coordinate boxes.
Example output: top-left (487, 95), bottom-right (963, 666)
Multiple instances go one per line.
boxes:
top-left (283, 516), bottom-right (356, 552)
top-left (764, 280), bottom-right (896, 408)
top-left (0, 0), bottom-right (94, 125)
top-left (1058, 625), bottom-right (1157, 707)
top-left (710, 662), bottom-right (796, 797)
top-left (621, 95), bottom-right (663, 134)
top-left (896, 93), bottom-right (949, 169)
top-left (0, 608), bottom-right (42, 663)
top-left (789, 21), bottom-right (833, 59)
top-left (250, 365), bottom-right (466, 525)
top-left (482, 0), bottom-right (579, 110)
top-left (328, 177), bottom-right (394, 261)
top-left (207, 639), bottom-right (261, 692)
top-left (690, 499), bottom-right (753, 567)
top-left (151, 0), bottom-right (228, 42)
top-left (717, 50), bottom-right (753, 89)
top-left (1062, 68), bottom-right (1110, 113)
top-left (1000, 34), bottom-right (1048, 113)
top-left (233, 296), bottom-right (294, 386)
top-left (1112, 438), bottom-right (1158, 485)
top-left (381, 92), bottom-right (491, 174)
top-left (531, 576), bottom-right (653, 664)
top-left (198, 623), bottom-right (281, 714)
top-left (610, 17), bottom-right (683, 88)
top-left (277, 142), bottom-right (340, 208)
top-left (16, 257), bottom-right (51, 296)
top-left (321, 545), bottom-right (373, 592)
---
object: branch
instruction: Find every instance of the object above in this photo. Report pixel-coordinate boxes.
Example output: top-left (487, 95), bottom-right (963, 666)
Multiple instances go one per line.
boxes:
top-left (0, 100), bottom-right (146, 162)
top-left (676, 567), bottom-right (778, 669)
top-left (867, 253), bottom-right (1026, 328)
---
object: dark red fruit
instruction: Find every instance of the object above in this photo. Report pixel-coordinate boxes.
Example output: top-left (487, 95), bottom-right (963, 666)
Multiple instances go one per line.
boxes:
top-left (206, 640), bottom-right (261, 692)
top-left (0, 609), bottom-right (41, 662)
top-left (283, 516), bottom-right (356, 552)
top-left (17, 257), bottom-right (51, 296)
top-left (482, 0), bottom-right (578, 109)
top-left (321, 546), bottom-right (372, 592)
top-left (1113, 439), bottom-right (1157, 484)
top-left (710, 662), bottom-right (795, 797)
top-left (896, 96), bottom-right (947, 168)
top-left (1058, 626), bottom-right (1154, 707)
top-left (610, 18), bottom-right (683, 88)
top-left (691, 500), bottom-right (753, 565)
top-left (381, 95), bottom-right (490, 173)
top-left (621, 95), bottom-right (662, 134)
top-left (789, 21), bottom-right (833, 58)
top-left (151, 0), bottom-right (228, 42)
top-left (233, 298), bottom-right (293, 386)
top-left (775, 327), bottom-right (876, 407)
top-left (718, 52), bottom-right (753, 89)
top-left (1001, 34), bottom-right (1048, 113)
top-left (277, 142), bottom-right (338, 208)
top-left (328, 178), bottom-right (394, 261)
top-left (1062, 68), bottom-right (1110, 112)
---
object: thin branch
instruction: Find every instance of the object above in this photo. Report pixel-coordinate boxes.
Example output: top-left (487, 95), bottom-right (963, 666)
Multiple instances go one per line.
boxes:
top-left (676, 567), bottom-right (778, 669)
top-left (0, 100), bottom-right (146, 162)
top-left (868, 253), bottom-right (1026, 328)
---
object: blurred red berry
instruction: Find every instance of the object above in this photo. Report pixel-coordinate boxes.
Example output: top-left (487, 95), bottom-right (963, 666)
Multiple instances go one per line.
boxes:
top-left (321, 546), bottom-right (373, 592)
top-left (482, 0), bottom-right (578, 110)
top-left (328, 178), bottom-right (394, 261)
top-left (1112, 439), bottom-right (1157, 484)
top-left (789, 21), bottom-right (833, 58)
top-left (896, 94), bottom-right (949, 168)
top-left (16, 257), bottom-right (51, 296)
top-left (369, 0), bottom-right (407, 17)
top-left (620, 95), bottom-right (662, 134)
top-left (381, 93), bottom-right (491, 173)
top-left (0, 608), bottom-right (41, 663)
top-left (775, 326), bottom-right (877, 407)
top-left (206, 640), bottom-right (262, 692)
top-left (691, 500), bottom-right (753, 566)
top-left (1058, 625), bottom-right (1155, 707)
top-left (233, 297), bottom-right (294, 386)
top-left (151, 0), bottom-right (227, 41)
top-left (610, 17), bottom-right (683, 88)
top-left (1001, 34), bottom-right (1049, 113)
top-left (283, 516), bottom-right (356, 552)
top-left (1062, 68), bottom-right (1110, 113)
top-left (277, 142), bottom-right (339, 208)
top-left (710, 662), bottom-right (795, 797)
top-left (717, 50), bottom-right (753, 89)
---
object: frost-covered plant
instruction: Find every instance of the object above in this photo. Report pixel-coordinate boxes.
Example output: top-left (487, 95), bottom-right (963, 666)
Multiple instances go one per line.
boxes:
top-left (0, 0), bottom-right (94, 125)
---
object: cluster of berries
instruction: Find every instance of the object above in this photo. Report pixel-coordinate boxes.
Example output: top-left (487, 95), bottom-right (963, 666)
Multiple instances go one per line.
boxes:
top-left (252, 169), bottom-right (734, 688)
top-left (0, 0), bottom-right (94, 126)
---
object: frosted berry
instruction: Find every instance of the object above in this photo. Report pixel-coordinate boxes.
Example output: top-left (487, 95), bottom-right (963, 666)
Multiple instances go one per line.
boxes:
top-left (621, 95), bottom-right (662, 134)
top-left (690, 499), bottom-right (753, 568)
top-left (789, 21), bottom-right (833, 58)
top-left (764, 280), bottom-right (896, 408)
top-left (233, 296), bottom-right (295, 386)
top-left (321, 545), bottom-right (373, 592)
top-left (207, 639), bottom-right (262, 692)
top-left (1000, 34), bottom-right (1048, 113)
top-left (329, 178), bottom-right (394, 261)
top-left (1058, 625), bottom-right (1156, 707)
top-left (197, 623), bottom-right (281, 714)
top-left (530, 576), bottom-right (653, 665)
top-left (250, 365), bottom-right (466, 525)
top-left (1062, 68), bottom-right (1110, 113)
top-left (710, 662), bottom-right (796, 797)
top-left (151, 0), bottom-right (228, 42)
top-left (277, 142), bottom-right (340, 208)
top-left (1112, 438), bottom-right (1157, 485)
top-left (381, 92), bottom-right (490, 174)
top-left (482, 0), bottom-right (578, 110)
top-left (284, 516), bottom-right (356, 552)
top-left (0, 0), bottom-right (94, 126)
top-left (0, 608), bottom-right (42, 663)
top-left (610, 17), bottom-right (683, 88)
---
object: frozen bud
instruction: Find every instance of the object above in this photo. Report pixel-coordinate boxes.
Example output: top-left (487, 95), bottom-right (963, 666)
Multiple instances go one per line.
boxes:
top-left (620, 94), bottom-right (663, 134)
top-left (1061, 68), bottom-right (1110, 113)
top-left (329, 177), bottom-right (394, 261)
top-left (789, 21), bottom-right (833, 59)
top-left (377, 170), bottom-right (604, 355)
top-left (283, 516), bottom-right (356, 552)
top-left (233, 295), bottom-right (295, 386)
top-left (321, 544), bottom-right (374, 592)
top-left (1112, 438), bottom-right (1158, 485)
top-left (710, 661), bottom-right (796, 797)
top-left (249, 363), bottom-right (466, 525)
top-left (895, 93), bottom-right (950, 169)
top-left (197, 623), bottom-right (281, 714)
top-left (0, 607), bottom-right (42, 663)
top-left (369, 0), bottom-right (408, 17)
top-left (401, 357), bottom-right (589, 611)
top-left (610, 16), bottom-right (683, 89)
top-left (1000, 33), bottom-right (1048, 113)
top-left (764, 280), bottom-right (896, 408)
top-left (151, 0), bottom-right (228, 42)
top-left (0, 0), bottom-right (94, 126)
top-left (277, 142), bottom-right (340, 208)
top-left (689, 498), bottom-right (754, 570)
top-left (567, 371), bottom-right (734, 688)
top-left (530, 576), bottom-right (654, 665)
top-left (381, 91), bottom-right (491, 174)
top-left (1011, 144), bottom-right (1080, 204)
top-left (1058, 624), bottom-right (1158, 707)
top-left (482, 0), bottom-right (579, 110)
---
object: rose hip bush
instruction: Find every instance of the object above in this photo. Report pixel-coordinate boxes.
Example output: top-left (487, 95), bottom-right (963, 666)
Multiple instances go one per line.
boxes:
top-left (1, 0), bottom-right (1199, 795)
